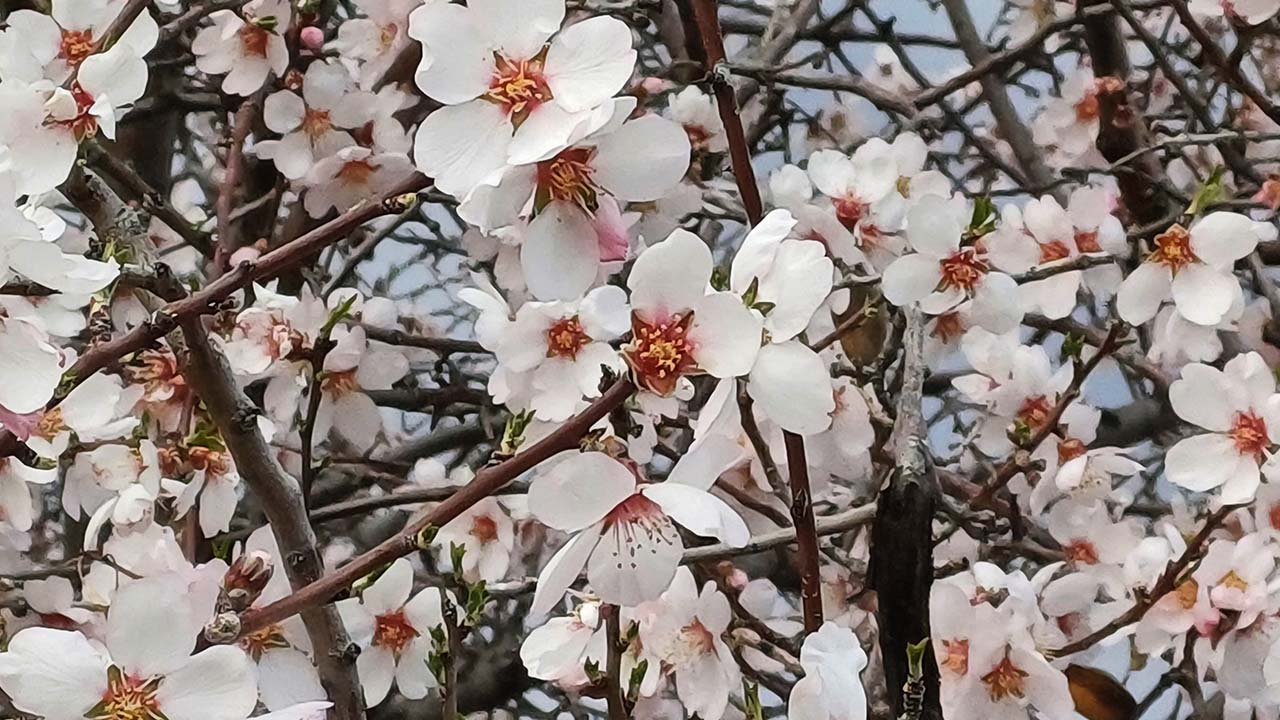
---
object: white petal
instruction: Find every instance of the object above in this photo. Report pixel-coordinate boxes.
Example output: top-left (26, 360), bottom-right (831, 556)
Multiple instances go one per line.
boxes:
top-left (689, 291), bottom-right (762, 378)
top-left (257, 648), bottom-right (326, 711)
top-left (529, 452), bottom-right (635, 531)
top-left (593, 115), bottom-right (690, 202)
top-left (1165, 434), bottom-right (1241, 492)
top-left (413, 101), bottom-right (512, 198)
top-left (881, 254), bottom-right (942, 308)
top-left (730, 208), bottom-right (796, 292)
top-left (408, 2), bottom-right (494, 104)
top-left (1190, 212), bottom-right (1262, 266)
top-left (522, 204), bottom-right (601, 301)
top-left (263, 90), bottom-right (306, 134)
top-left (1169, 363), bottom-right (1235, 431)
top-left (362, 557), bottom-right (414, 615)
top-left (544, 15), bottom-right (636, 113)
top-left (356, 644), bottom-right (396, 708)
top-left (1116, 262), bottom-right (1171, 325)
top-left (748, 341), bottom-right (836, 435)
top-left (157, 647), bottom-right (258, 720)
top-left (0, 627), bottom-right (107, 719)
top-left (1172, 263), bottom-right (1239, 326)
top-left (629, 228), bottom-right (713, 317)
top-left (107, 578), bottom-right (200, 677)
top-left (471, 0), bottom-right (563, 59)
top-left (588, 511), bottom-right (682, 606)
top-left (759, 239), bottom-right (833, 340)
top-left (531, 521), bottom-right (604, 616)
top-left (642, 482), bottom-right (749, 546)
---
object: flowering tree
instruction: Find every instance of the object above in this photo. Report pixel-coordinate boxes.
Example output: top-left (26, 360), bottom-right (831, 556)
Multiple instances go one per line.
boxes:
top-left (6, 0), bottom-right (1280, 718)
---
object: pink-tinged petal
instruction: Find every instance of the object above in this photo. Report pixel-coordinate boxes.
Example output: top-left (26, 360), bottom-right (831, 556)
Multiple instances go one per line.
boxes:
top-left (156, 646), bottom-right (257, 720)
top-left (747, 341), bottom-right (836, 435)
top-left (1171, 263), bottom-right (1239, 326)
top-left (522, 203), bottom-right (601, 301)
top-left (628, 228), bottom-right (713, 317)
top-left (881, 253), bottom-right (943, 307)
top-left (1165, 433), bottom-right (1240, 492)
top-left (593, 115), bottom-right (690, 202)
top-left (642, 482), bottom-right (749, 546)
top-left (1115, 261), bottom-right (1171, 325)
top-left (591, 195), bottom-right (631, 263)
top-left (412, 101), bottom-right (512, 198)
top-left (356, 644), bottom-right (396, 708)
top-left (408, 2), bottom-right (494, 104)
top-left (689, 291), bottom-right (763, 378)
top-left (529, 452), bottom-right (636, 531)
top-left (531, 521), bottom-right (604, 616)
top-left (0, 406), bottom-right (42, 440)
top-left (587, 506), bottom-right (682, 606)
top-left (363, 557), bottom-right (414, 615)
top-left (544, 15), bottom-right (636, 113)
top-left (0, 627), bottom-right (108, 719)
top-left (1189, 212), bottom-right (1262, 267)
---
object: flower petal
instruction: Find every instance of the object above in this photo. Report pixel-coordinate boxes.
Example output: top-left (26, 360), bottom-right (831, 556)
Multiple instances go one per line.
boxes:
top-left (529, 452), bottom-right (635, 531)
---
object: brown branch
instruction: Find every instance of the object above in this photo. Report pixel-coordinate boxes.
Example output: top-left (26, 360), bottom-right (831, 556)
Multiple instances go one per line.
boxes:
top-left (974, 323), bottom-right (1124, 506)
top-left (782, 432), bottom-right (823, 633)
top-left (237, 378), bottom-right (636, 635)
top-left (0, 174), bottom-right (429, 459)
top-left (1048, 504), bottom-right (1234, 658)
top-left (180, 316), bottom-right (365, 720)
top-left (602, 604), bottom-right (628, 720)
top-left (1168, 0), bottom-right (1280, 128)
top-left (727, 63), bottom-right (917, 118)
top-left (214, 95), bottom-right (261, 277)
top-left (940, 0), bottom-right (1057, 192)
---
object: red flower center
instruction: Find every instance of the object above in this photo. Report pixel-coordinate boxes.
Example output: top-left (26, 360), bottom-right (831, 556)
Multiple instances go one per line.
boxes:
top-left (931, 311), bottom-right (966, 342)
top-left (1149, 224), bottom-right (1198, 275)
top-left (545, 315), bottom-right (591, 360)
top-left (833, 195), bottom-right (868, 233)
top-left (938, 248), bottom-right (988, 292)
top-left (1038, 239), bottom-right (1072, 263)
top-left (485, 53), bottom-right (552, 122)
top-left (1229, 410), bottom-right (1269, 457)
top-left (536, 148), bottom-right (598, 212)
top-left (623, 311), bottom-right (697, 396)
top-left (88, 666), bottom-right (164, 720)
top-left (1074, 229), bottom-right (1102, 253)
top-left (59, 29), bottom-right (95, 67)
top-left (1064, 539), bottom-right (1099, 565)
top-left (373, 609), bottom-right (419, 656)
top-left (53, 83), bottom-right (99, 141)
top-left (240, 624), bottom-right (291, 661)
top-left (1057, 437), bottom-right (1087, 464)
top-left (240, 24), bottom-right (271, 58)
top-left (337, 159), bottom-right (376, 185)
top-left (470, 514), bottom-right (498, 542)
top-left (302, 107), bottom-right (332, 138)
top-left (1016, 394), bottom-right (1054, 432)
top-left (981, 654), bottom-right (1029, 701)
top-left (940, 638), bottom-right (969, 675)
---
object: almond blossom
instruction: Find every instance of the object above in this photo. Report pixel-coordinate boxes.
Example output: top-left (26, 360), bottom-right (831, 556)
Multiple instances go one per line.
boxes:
top-left (0, 0), bottom-right (156, 85)
top-left (0, 575), bottom-right (258, 720)
top-left (528, 451), bottom-right (748, 613)
top-left (788, 622), bottom-right (869, 720)
top-left (192, 0), bottom-right (291, 96)
top-left (409, 0), bottom-right (637, 197)
top-left (254, 61), bottom-right (372, 180)
top-left (1117, 212), bottom-right (1275, 327)
top-left (336, 557), bottom-right (444, 707)
top-left (1164, 351), bottom-right (1280, 503)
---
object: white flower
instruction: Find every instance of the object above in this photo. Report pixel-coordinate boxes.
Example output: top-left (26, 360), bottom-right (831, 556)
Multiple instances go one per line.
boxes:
top-left (463, 282), bottom-right (629, 421)
top-left (463, 109), bottom-right (691, 301)
top-left (254, 61), bottom-right (371, 180)
top-left (409, 0), bottom-right (636, 196)
top-left (666, 86), bottom-right (726, 153)
top-left (638, 567), bottom-right (739, 720)
top-left (521, 599), bottom-right (601, 682)
top-left (0, 316), bottom-right (64, 418)
top-left (0, 0), bottom-right (157, 84)
top-left (333, 0), bottom-right (431, 87)
top-left (300, 145), bottom-right (415, 218)
top-left (528, 451), bottom-right (748, 613)
top-left (192, 0), bottom-right (291, 96)
top-left (337, 558), bottom-right (444, 707)
top-left (434, 497), bottom-right (515, 583)
top-left (1193, 533), bottom-right (1275, 627)
top-left (0, 44), bottom-right (149, 194)
top-left (1165, 352), bottom-right (1280, 503)
top-left (930, 583), bottom-right (1073, 720)
top-left (882, 193), bottom-right (1020, 328)
top-left (28, 371), bottom-right (136, 460)
top-left (730, 209), bottom-right (837, 434)
top-left (788, 622), bottom-right (869, 720)
top-left (1118, 212), bottom-right (1273, 327)
top-left (622, 228), bottom-right (764, 397)
top-left (0, 575), bottom-right (258, 720)
top-left (238, 527), bottom-right (326, 711)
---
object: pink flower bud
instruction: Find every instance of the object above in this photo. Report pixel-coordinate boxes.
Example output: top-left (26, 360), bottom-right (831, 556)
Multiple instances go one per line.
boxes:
top-left (300, 26), bottom-right (324, 52)
top-left (229, 246), bottom-right (262, 266)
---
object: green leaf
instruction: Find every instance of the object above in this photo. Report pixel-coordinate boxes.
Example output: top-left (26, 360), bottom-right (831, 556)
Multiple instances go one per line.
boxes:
top-left (320, 294), bottom-right (359, 337)
top-left (1187, 165), bottom-right (1226, 218)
